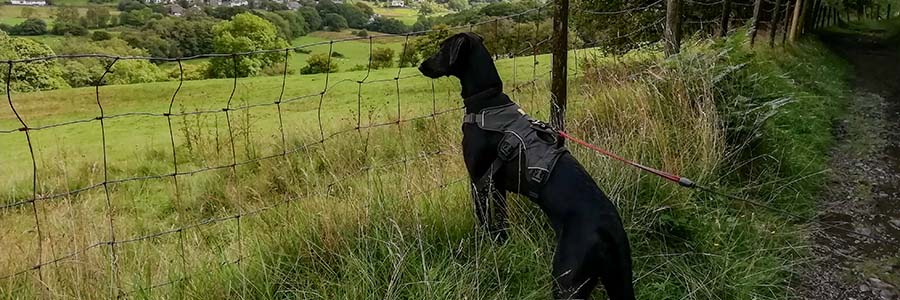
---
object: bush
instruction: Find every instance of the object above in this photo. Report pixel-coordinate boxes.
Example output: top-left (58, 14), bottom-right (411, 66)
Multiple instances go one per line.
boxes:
top-left (91, 30), bottom-right (114, 41)
top-left (51, 22), bottom-right (89, 36)
top-left (168, 61), bottom-right (210, 81)
top-left (300, 53), bottom-right (338, 74)
top-left (330, 51), bottom-right (345, 58)
top-left (355, 29), bottom-right (368, 37)
top-left (371, 47), bottom-right (393, 69)
top-left (294, 48), bottom-right (312, 54)
top-left (9, 18), bottom-right (47, 36)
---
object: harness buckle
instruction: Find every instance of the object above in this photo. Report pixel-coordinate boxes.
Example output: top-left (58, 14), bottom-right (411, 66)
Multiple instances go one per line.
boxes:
top-left (529, 168), bottom-right (549, 184)
top-left (498, 139), bottom-right (516, 161)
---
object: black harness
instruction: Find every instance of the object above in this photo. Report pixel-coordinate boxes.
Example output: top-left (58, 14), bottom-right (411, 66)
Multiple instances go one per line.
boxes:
top-left (465, 101), bottom-right (567, 198)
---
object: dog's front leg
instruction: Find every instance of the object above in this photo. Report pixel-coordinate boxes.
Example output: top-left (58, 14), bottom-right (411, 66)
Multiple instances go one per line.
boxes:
top-left (469, 179), bottom-right (509, 243)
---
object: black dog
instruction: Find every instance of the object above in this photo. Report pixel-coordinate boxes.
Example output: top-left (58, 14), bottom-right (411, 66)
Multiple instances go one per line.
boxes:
top-left (418, 32), bottom-right (635, 300)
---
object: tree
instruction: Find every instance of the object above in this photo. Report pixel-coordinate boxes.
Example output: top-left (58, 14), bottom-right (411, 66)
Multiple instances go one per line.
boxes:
top-left (254, 10), bottom-right (293, 40)
top-left (366, 16), bottom-right (409, 33)
top-left (54, 7), bottom-right (81, 24)
top-left (208, 13), bottom-right (290, 78)
top-left (447, 0), bottom-right (468, 11)
top-left (418, 1), bottom-right (436, 15)
top-left (277, 11), bottom-right (308, 38)
top-left (118, 8), bottom-right (157, 27)
top-left (323, 13), bottom-right (348, 31)
top-left (9, 19), bottom-right (48, 36)
top-left (355, 2), bottom-right (375, 15)
top-left (371, 47), bottom-right (394, 69)
top-left (85, 7), bottom-right (113, 28)
top-left (20, 7), bottom-right (36, 19)
top-left (298, 7), bottom-right (322, 31)
top-left (118, 0), bottom-right (147, 12)
top-left (0, 32), bottom-right (69, 92)
top-left (141, 17), bottom-right (217, 57)
top-left (204, 6), bottom-right (250, 20)
top-left (120, 31), bottom-right (172, 57)
top-left (300, 53), bottom-right (338, 74)
top-left (51, 38), bottom-right (165, 87)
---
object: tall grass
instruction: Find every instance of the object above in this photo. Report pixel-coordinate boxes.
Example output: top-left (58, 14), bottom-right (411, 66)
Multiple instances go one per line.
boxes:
top-left (0, 33), bottom-right (850, 299)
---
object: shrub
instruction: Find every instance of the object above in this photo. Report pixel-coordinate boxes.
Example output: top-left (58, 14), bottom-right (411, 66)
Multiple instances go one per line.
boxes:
top-left (300, 53), bottom-right (338, 74)
top-left (355, 29), bottom-right (368, 37)
top-left (330, 51), bottom-right (345, 58)
top-left (51, 22), bottom-right (89, 36)
top-left (168, 61), bottom-right (210, 81)
top-left (366, 16), bottom-right (409, 34)
top-left (294, 48), bottom-right (312, 54)
top-left (9, 19), bottom-right (48, 36)
top-left (91, 30), bottom-right (114, 41)
top-left (371, 47), bottom-right (393, 69)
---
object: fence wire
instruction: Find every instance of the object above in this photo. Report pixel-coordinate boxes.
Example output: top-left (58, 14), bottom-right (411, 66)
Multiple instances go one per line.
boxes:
top-left (0, 0), bottom-right (846, 297)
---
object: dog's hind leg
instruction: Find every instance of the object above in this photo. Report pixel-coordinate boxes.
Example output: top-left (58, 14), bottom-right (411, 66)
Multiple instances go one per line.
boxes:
top-left (551, 221), bottom-right (601, 300)
top-left (594, 222), bottom-right (635, 300)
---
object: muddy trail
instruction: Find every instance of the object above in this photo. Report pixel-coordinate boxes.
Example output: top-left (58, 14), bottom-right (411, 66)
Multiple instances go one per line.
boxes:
top-left (793, 30), bottom-right (900, 299)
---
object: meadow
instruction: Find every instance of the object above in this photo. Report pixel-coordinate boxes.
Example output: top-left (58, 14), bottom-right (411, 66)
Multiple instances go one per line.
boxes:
top-left (0, 33), bottom-right (850, 299)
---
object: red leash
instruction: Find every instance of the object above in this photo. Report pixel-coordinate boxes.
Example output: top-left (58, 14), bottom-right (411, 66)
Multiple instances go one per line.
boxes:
top-left (557, 131), bottom-right (696, 188)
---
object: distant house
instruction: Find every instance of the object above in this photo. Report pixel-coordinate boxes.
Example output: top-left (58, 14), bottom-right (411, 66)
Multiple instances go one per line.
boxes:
top-left (166, 4), bottom-right (185, 16)
top-left (10, 0), bottom-right (47, 6)
top-left (389, 0), bottom-right (404, 7)
top-left (286, 1), bottom-right (301, 10)
top-left (223, 0), bottom-right (248, 6)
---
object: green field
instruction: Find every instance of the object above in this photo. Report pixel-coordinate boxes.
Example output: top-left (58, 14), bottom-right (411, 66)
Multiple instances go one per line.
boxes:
top-left (366, 1), bottom-right (425, 25)
top-left (0, 34), bottom-right (852, 299)
top-left (0, 4), bottom-right (117, 26)
top-left (289, 31), bottom-right (409, 71)
top-left (0, 16), bottom-right (24, 25)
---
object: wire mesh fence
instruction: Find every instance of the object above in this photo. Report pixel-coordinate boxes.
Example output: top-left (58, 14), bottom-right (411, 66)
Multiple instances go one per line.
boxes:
top-left (0, 0), bottom-right (857, 297)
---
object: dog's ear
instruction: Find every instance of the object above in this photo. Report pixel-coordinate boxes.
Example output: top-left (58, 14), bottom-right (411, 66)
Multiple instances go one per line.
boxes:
top-left (446, 34), bottom-right (467, 67)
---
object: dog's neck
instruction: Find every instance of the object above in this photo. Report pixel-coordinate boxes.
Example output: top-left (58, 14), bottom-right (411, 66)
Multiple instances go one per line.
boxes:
top-left (455, 49), bottom-right (509, 114)
top-left (463, 87), bottom-right (511, 114)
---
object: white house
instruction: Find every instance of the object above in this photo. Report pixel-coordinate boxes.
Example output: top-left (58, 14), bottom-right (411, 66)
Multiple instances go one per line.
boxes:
top-left (10, 0), bottom-right (47, 6)
top-left (389, 0), bottom-right (404, 7)
top-left (223, 0), bottom-right (248, 6)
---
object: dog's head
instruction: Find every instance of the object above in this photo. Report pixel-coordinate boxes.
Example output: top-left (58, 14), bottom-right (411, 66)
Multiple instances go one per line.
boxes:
top-left (418, 32), bottom-right (485, 79)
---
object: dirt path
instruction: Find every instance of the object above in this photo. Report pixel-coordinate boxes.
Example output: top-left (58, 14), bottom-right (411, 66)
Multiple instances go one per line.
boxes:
top-left (793, 31), bottom-right (900, 299)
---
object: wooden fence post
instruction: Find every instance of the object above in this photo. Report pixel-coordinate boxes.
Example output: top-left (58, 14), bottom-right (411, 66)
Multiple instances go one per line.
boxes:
top-left (720, 0), bottom-right (733, 37)
top-left (749, 0), bottom-right (763, 45)
top-left (550, 0), bottom-right (568, 131)
top-left (770, 0), bottom-right (783, 47)
top-left (665, 0), bottom-right (682, 56)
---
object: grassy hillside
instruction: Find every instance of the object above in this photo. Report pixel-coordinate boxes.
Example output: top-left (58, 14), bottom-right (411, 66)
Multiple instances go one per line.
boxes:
top-left (0, 33), bottom-right (850, 299)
